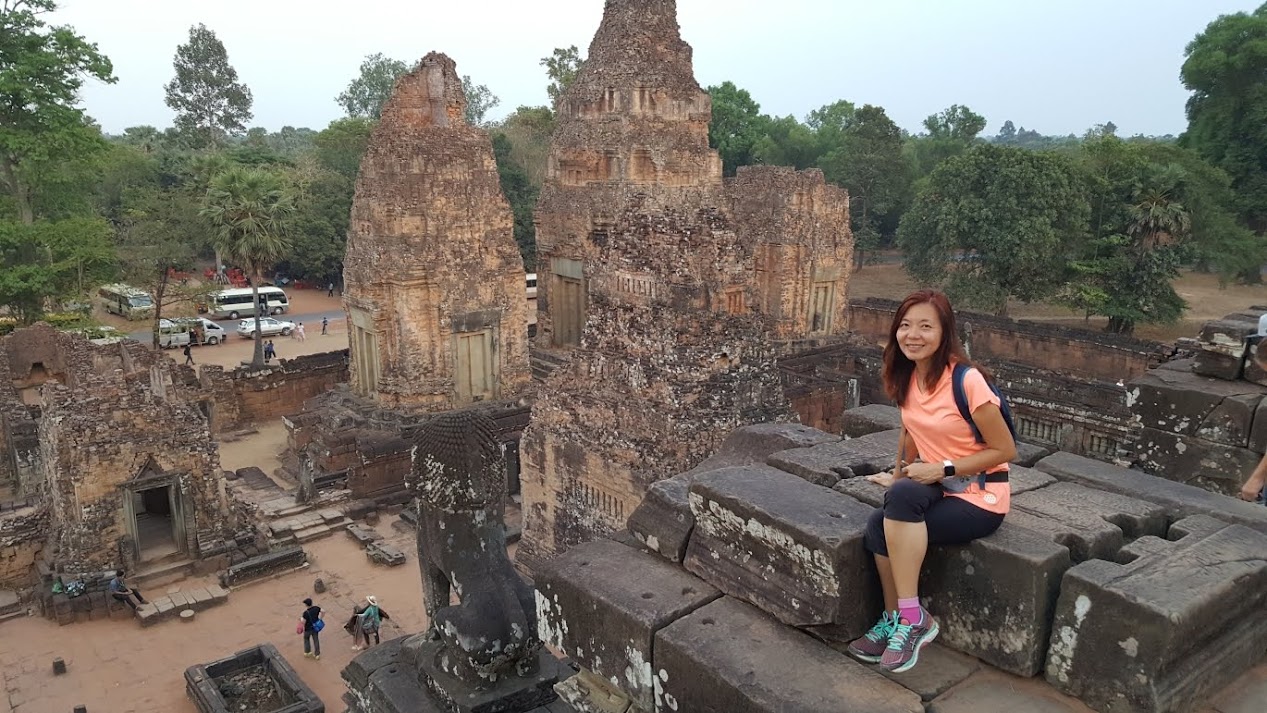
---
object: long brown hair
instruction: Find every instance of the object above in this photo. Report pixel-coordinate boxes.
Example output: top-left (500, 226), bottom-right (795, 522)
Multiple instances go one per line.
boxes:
top-left (882, 290), bottom-right (975, 406)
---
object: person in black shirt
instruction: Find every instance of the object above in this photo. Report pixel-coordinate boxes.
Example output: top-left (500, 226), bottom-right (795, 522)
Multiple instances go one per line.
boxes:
top-left (300, 597), bottom-right (323, 660)
top-left (182, 343), bottom-right (193, 366)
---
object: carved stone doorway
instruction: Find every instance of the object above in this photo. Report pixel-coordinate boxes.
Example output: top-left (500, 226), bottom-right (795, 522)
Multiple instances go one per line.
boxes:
top-left (122, 458), bottom-right (189, 563)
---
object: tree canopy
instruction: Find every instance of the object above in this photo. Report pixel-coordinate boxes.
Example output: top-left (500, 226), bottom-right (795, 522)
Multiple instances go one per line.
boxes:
top-left (541, 46), bottom-right (584, 106)
top-left (164, 23), bottom-right (253, 149)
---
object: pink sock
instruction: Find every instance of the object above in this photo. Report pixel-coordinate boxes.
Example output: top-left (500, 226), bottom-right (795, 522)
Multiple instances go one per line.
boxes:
top-left (897, 597), bottom-right (922, 624)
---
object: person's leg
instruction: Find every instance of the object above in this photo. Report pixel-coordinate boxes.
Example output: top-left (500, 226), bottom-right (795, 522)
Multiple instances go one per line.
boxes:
top-left (114, 593), bottom-right (137, 611)
top-left (923, 497), bottom-right (1005, 548)
top-left (372, 627), bottom-right (380, 645)
top-left (312, 631), bottom-right (320, 658)
top-left (879, 479), bottom-right (943, 608)
top-left (303, 630), bottom-right (312, 655)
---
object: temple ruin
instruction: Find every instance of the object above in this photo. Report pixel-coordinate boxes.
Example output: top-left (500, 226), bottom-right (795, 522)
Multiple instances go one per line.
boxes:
top-left (284, 52), bottom-right (534, 507)
top-left (518, 0), bottom-right (854, 567)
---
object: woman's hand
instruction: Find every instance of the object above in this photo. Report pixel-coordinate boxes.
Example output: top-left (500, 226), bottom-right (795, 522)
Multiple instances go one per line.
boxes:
top-left (866, 470), bottom-right (897, 488)
top-left (903, 461), bottom-right (944, 485)
top-left (1240, 475), bottom-right (1265, 502)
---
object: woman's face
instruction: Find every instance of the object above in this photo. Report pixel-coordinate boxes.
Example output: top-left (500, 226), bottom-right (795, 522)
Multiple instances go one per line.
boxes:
top-left (896, 302), bottom-right (943, 365)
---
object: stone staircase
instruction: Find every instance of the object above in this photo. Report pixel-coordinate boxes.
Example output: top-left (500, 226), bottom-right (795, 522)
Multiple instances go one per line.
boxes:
top-left (530, 350), bottom-right (569, 382)
top-left (132, 551), bottom-right (197, 590)
top-left (262, 497), bottom-right (351, 546)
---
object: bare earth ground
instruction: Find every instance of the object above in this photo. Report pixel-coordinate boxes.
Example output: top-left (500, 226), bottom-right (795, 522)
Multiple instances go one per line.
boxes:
top-left (848, 263), bottom-right (1267, 342)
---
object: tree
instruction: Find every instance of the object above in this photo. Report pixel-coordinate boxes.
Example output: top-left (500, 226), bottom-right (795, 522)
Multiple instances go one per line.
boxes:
top-left (283, 167), bottom-right (352, 283)
top-left (909, 104), bottom-right (987, 178)
top-left (898, 144), bottom-right (1090, 315)
top-left (806, 100), bottom-right (856, 157)
top-left (164, 24), bottom-right (253, 149)
top-left (1181, 4), bottom-right (1267, 233)
top-left (492, 133), bottom-right (539, 270)
top-left (752, 115), bottom-right (820, 169)
top-left (115, 186), bottom-right (206, 347)
top-left (819, 105), bottom-right (911, 269)
top-left (462, 75), bottom-right (500, 127)
top-left (337, 53), bottom-right (408, 120)
top-left (706, 82), bottom-right (766, 176)
top-left (541, 46), bottom-right (584, 105)
top-left (201, 167), bottom-right (294, 367)
top-left (0, 217), bottom-right (115, 323)
top-left (494, 106), bottom-right (555, 189)
top-left (313, 118), bottom-right (375, 180)
top-left (0, 0), bottom-right (115, 224)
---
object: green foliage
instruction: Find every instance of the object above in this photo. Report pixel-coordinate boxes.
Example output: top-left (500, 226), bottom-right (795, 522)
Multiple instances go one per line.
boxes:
top-left (706, 82), bottom-right (766, 176)
top-left (337, 53), bottom-right (408, 120)
top-left (0, 0), bottom-right (115, 224)
top-left (202, 166), bottom-right (295, 366)
top-left (462, 75), bottom-right (500, 127)
top-left (0, 217), bottom-right (116, 323)
top-left (313, 118), bottom-right (374, 180)
top-left (164, 24), bottom-right (253, 149)
top-left (492, 106), bottom-right (554, 192)
top-left (908, 104), bottom-right (986, 179)
top-left (492, 132), bottom-right (539, 270)
top-left (541, 46), bottom-right (584, 106)
top-left (1181, 4), bottom-right (1267, 231)
top-left (899, 144), bottom-right (1090, 315)
top-left (283, 169), bottom-right (352, 282)
top-left (752, 115), bottom-right (820, 170)
top-left (819, 105), bottom-right (911, 268)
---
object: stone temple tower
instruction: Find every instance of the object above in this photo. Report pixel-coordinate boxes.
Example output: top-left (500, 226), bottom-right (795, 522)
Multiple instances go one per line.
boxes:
top-left (518, 0), bottom-right (855, 569)
top-left (342, 52), bottom-right (531, 412)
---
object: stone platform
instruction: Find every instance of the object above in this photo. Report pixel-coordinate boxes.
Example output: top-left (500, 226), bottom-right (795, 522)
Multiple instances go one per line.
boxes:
top-left (551, 420), bottom-right (1267, 713)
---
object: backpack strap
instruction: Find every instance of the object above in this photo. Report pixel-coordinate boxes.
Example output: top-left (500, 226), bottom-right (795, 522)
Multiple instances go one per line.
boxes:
top-left (951, 363), bottom-right (985, 444)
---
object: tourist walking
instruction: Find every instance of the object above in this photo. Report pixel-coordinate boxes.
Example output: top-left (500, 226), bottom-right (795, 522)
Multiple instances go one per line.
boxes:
top-left (264, 340), bottom-right (276, 363)
top-left (109, 570), bottom-right (147, 610)
top-left (182, 343), bottom-right (194, 366)
top-left (300, 597), bottom-right (323, 660)
top-left (327, 282), bottom-right (335, 298)
top-left (352, 595), bottom-right (390, 650)
top-left (321, 317), bottom-right (328, 336)
top-left (296, 322), bottom-right (306, 342)
top-left (846, 290), bottom-right (1016, 673)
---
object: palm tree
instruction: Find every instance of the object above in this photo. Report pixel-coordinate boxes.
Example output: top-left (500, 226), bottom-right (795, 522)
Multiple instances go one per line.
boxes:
top-left (201, 167), bottom-right (294, 368)
top-left (1128, 165), bottom-right (1191, 251)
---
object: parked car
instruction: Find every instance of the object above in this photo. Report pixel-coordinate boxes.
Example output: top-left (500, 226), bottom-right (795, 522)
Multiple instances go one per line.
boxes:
top-left (237, 317), bottom-right (295, 338)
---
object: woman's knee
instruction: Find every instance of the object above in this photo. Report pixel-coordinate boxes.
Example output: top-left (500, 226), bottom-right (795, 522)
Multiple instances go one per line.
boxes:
top-left (863, 508), bottom-right (888, 556)
top-left (883, 478), bottom-right (940, 522)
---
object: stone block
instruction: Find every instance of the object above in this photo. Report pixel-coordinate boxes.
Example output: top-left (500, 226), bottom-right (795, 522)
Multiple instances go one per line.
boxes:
top-left (684, 465), bottom-right (878, 635)
top-left (690, 422), bottom-right (840, 472)
top-left (766, 428), bottom-right (901, 486)
top-left (1046, 515), bottom-right (1267, 713)
top-left (1192, 319), bottom-right (1255, 379)
top-left (626, 475), bottom-right (693, 563)
top-left (534, 539), bottom-right (719, 711)
top-left (927, 669), bottom-right (1094, 713)
top-left (1251, 397), bottom-right (1267, 454)
top-left (1012, 440), bottom-right (1054, 467)
top-left (839, 404), bottom-right (903, 437)
top-left (1010, 482), bottom-right (1168, 563)
top-left (875, 643), bottom-right (980, 702)
top-left (414, 638), bottom-right (568, 713)
top-left (832, 464), bottom-right (1055, 508)
top-left (1134, 426), bottom-right (1260, 495)
top-left (921, 522), bottom-right (1072, 677)
top-left (1036, 451), bottom-right (1267, 535)
top-left (1128, 367), bottom-right (1265, 439)
top-left (655, 597), bottom-right (923, 713)
top-left (53, 657), bottom-right (66, 675)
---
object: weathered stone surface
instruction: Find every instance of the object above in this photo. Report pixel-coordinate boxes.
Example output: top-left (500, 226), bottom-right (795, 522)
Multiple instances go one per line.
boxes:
top-left (410, 412), bottom-right (539, 688)
top-left (626, 423), bottom-right (838, 563)
top-left (1010, 482), bottom-right (1168, 562)
top-left (766, 428), bottom-right (901, 487)
top-left (1036, 451), bottom-right (1267, 534)
top-left (534, 539), bottom-right (719, 710)
top-left (655, 597), bottom-right (923, 713)
top-left (414, 638), bottom-right (567, 713)
top-left (875, 644), bottom-right (981, 702)
top-left (831, 465), bottom-right (1055, 508)
top-left (1128, 367), bottom-right (1266, 444)
top-left (921, 522), bottom-right (1072, 677)
top-left (1135, 426), bottom-right (1262, 495)
top-left (518, 0), bottom-right (853, 568)
top-left (1192, 319), bottom-right (1255, 380)
top-left (1211, 664), bottom-right (1267, 713)
top-left (839, 404), bottom-right (904, 437)
top-left (342, 52), bottom-right (530, 411)
top-left (1252, 396), bottom-right (1267, 453)
top-left (1046, 515), bottom-right (1267, 713)
top-left (683, 465), bottom-right (877, 634)
top-left (1012, 440), bottom-right (1055, 467)
top-left (625, 475), bottom-right (693, 563)
top-left (927, 670), bottom-right (1095, 713)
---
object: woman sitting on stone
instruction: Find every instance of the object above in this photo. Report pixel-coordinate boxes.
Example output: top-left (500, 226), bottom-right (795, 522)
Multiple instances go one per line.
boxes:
top-left (847, 290), bottom-right (1016, 672)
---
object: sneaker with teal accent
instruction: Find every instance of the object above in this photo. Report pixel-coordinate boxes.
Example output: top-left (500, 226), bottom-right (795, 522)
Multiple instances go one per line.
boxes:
top-left (879, 608), bottom-right (939, 672)
top-left (846, 611), bottom-right (897, 663)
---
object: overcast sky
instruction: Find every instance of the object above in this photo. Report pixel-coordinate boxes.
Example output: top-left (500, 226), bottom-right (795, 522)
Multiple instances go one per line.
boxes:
top-left (52, 0), bottom-right (1260, 138)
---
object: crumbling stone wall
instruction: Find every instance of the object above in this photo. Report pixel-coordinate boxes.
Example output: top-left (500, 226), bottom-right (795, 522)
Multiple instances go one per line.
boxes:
top-left (342, 52), bottom-right (530, 412)
top-left (0, 502), bottom-right (45, 588)
top-left (849, 298), bottom-right (1170, 382)
top-left (201, 350), bottom-right (350, 434)
top-left (519, 0), bottom-right (853, 567)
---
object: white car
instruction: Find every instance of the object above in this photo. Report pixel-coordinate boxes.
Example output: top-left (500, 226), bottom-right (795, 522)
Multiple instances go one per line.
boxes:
top-left (237, 317), bottom-right (295, 338)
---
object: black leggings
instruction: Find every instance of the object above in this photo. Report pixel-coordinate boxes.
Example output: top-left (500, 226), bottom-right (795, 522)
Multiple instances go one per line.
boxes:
top-left (863, 478), bottom-right (1004, 557)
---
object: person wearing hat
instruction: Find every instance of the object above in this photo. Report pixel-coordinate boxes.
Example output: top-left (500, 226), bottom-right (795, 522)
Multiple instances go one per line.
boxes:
top-left (299, 597), bottom-right (323, 660)
top-left (352, 595), bottom-right (391, 650)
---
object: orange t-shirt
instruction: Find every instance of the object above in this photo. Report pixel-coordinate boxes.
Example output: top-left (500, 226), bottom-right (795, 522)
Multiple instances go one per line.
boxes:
top-left (900, 365), bottom-right (1010, 515)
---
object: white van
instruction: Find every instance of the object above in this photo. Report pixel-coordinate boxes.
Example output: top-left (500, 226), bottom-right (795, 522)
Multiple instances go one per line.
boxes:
top-left (202, 286), bottom-right (290, 319)
top-left (526, 273), bottom-right (537, 299)
top-left (98, 283), bottom-right (155, 320)
top-left (158, 318), bottom-right (227, 348)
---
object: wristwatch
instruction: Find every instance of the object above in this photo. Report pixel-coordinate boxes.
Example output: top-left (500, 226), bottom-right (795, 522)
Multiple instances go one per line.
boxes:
top-left (942, 460), bottom-right (956, 478)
